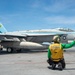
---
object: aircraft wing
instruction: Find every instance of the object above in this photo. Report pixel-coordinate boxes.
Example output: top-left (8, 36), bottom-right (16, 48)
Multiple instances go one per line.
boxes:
top-left (0, 33), bottom-right (27, 42)
top-left (0, 33), bottom-right (68, 43)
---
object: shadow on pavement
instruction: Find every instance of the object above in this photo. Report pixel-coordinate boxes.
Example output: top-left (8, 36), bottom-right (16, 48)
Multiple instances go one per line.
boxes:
top-left (48, 66), bottom-right (75, 71)
top-left (47, 66), bottom-right (63, 71)
top-left (65, 68), bottom-right (75, 70)
top-left (0, 49), bottom-right (47, 55)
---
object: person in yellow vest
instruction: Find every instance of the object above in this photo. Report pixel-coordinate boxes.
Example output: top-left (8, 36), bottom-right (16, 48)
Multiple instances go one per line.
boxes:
top-left (47, 35), bottom-right (75, 70)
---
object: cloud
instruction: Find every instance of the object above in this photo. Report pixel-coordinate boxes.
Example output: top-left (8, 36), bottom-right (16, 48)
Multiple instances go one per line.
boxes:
top-left (43, 0), bottom-right (75, 13)
top-left (45, 16), bottom-right (75, 24)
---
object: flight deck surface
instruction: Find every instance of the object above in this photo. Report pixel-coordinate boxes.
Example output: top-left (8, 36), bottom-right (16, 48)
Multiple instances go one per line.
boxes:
top-left (0, 48), bottom-right (75, 75)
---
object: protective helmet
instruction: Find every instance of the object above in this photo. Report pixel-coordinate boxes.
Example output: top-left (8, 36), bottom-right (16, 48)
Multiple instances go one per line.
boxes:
top-left (53, 35), bottom-right (60, 43)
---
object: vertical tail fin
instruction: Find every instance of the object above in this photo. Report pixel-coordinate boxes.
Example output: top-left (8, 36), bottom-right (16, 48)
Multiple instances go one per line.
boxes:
top-left (0, 23), bottom-right (7, 33)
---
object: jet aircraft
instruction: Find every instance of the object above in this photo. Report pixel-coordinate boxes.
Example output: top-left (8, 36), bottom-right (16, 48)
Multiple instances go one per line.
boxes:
top-left (0, 23), bottom-right (68, 53)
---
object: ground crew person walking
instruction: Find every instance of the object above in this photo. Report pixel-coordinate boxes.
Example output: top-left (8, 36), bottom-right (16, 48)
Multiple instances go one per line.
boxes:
top-left (47, 35), bottom-right (75, 70)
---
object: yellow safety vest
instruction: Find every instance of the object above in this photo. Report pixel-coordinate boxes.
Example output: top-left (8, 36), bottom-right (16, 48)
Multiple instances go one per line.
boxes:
top-left (50, 43), bottom-right (63, 62)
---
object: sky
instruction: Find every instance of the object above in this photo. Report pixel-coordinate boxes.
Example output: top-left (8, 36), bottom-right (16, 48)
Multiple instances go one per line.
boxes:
top-left (0, 0), bottom-right (75, 32)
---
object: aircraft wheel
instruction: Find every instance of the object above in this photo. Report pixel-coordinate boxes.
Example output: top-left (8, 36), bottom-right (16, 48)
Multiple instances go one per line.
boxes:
top-left (7, 48), bottom-right (13, 53)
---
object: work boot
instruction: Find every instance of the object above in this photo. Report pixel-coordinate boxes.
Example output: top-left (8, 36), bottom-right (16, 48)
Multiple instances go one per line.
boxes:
top-left (52, 63), bottom-right (56, 70)
top-left (58, 62), bottom-right (63, 70)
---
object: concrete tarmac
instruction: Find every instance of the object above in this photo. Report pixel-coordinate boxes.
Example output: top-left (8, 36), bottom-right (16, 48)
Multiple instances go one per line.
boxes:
top-left (0, 48), bottom-right (75, 75)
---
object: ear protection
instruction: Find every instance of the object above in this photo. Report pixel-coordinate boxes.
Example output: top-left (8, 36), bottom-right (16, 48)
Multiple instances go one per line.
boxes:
top-left (57, 37), bottom-right (60, 42)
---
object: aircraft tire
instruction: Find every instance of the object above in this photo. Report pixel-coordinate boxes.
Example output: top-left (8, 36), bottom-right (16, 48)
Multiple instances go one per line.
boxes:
top-left (7, 48), bottom-right (13, 53)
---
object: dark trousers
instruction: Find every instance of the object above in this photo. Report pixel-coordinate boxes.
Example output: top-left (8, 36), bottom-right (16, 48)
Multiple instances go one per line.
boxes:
top-left (47, 58), bottom-right (66, 69)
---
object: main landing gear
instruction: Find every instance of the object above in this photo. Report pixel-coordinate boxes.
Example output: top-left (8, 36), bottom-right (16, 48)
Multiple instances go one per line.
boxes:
top-left (7, 48), bottom-right (22, 53)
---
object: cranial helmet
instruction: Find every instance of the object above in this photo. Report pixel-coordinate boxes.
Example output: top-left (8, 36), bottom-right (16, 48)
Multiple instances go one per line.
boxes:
top-left (53, 35), bottom-right (60, 43)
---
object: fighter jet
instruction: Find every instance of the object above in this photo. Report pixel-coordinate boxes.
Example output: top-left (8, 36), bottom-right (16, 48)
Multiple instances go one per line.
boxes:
top-left (0, 23), bottom-right (67, 53)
